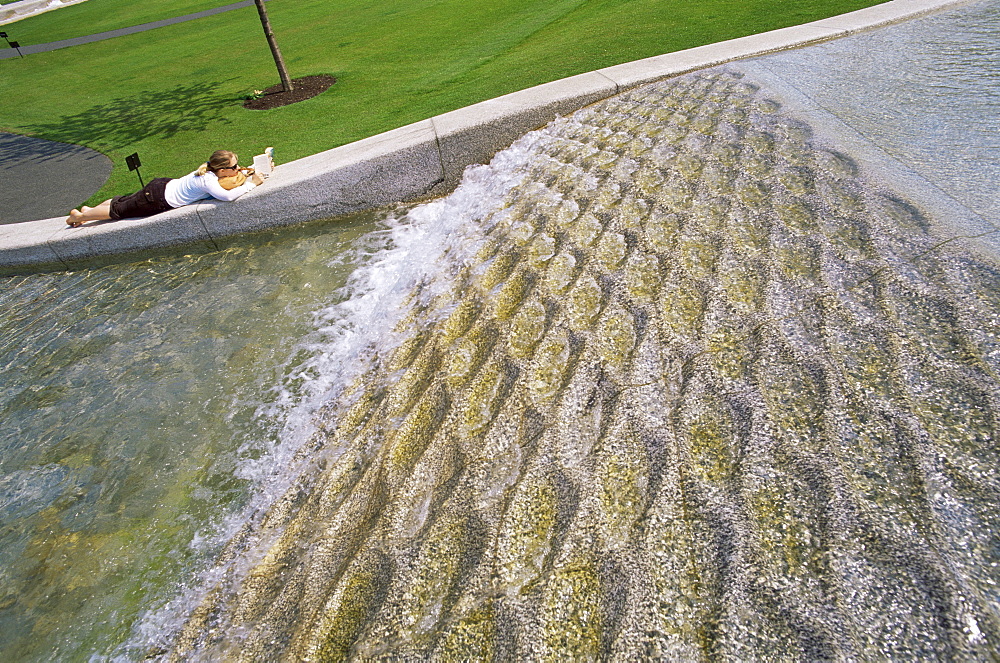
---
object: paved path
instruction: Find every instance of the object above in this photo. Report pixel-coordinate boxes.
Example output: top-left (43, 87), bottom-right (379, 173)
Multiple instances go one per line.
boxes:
top-left (0, 132), bottom-right (111, 225)
top-left (0, 0), bottom-right (260, 60)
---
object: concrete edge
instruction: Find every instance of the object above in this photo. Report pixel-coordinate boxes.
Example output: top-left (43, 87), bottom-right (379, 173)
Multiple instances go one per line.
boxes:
top-left (0, 0), bottom-right (976, 276)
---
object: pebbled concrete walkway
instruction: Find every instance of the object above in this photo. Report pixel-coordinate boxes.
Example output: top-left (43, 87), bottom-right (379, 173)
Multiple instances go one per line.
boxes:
top-left (0, 0), bottom-right (976, 275)
top-left (0, 132), bottom-right (112, 224)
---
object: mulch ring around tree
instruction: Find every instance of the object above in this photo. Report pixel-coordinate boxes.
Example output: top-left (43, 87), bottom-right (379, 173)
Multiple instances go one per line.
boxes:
top-left (243, 74), bottom-right (337, 110)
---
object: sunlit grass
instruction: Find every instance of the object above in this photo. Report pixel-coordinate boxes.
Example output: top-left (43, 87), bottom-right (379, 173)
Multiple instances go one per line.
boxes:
top-left (0, 0), bottom-right (885, 206)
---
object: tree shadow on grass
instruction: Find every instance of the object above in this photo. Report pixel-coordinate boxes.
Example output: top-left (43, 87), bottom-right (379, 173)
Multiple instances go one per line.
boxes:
top-left (22, 81), bottom-right (239, 151)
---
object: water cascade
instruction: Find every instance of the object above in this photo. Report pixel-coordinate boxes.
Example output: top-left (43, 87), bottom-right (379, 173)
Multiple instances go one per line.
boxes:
top-left (164, 69), bottom-right (1000, 659)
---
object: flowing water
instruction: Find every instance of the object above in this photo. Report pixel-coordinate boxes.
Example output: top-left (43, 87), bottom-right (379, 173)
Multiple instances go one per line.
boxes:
top-left (751, 0), bottom-right (1000, 223)
top-left (0, 219), bottom-right (389, 659)
top-left (0, 2), bottom-right (998, 660)
top-left (163, 65), bottom-right (1000, 658)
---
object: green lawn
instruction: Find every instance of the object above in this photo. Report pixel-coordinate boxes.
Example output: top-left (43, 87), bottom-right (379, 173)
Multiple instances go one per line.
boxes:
top-left (0, 0), bottom-right (240, 44)
top-left (0, 0), bottom-right (885, 206)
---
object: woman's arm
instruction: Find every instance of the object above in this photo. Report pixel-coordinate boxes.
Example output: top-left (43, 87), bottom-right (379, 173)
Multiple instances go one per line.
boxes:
top-left (203, 171), bottom-right (258, 202)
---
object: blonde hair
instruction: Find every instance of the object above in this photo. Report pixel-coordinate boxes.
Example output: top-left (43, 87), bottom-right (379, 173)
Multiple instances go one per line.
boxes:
top-left (196, 150), bottom-right (238, 176)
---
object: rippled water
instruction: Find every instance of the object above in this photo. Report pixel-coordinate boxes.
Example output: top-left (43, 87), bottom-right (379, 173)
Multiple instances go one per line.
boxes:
top-left (2, 2), bottom-right (998, 660)
top-left (169, 67), bottom-right (1000, 661)
top-left (753, 0), bottom-right (1000, 221)
top-left (0, 219), bottom-right (393, 659)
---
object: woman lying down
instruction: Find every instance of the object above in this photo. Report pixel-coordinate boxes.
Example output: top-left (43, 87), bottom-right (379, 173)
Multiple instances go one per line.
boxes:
top-left (66, 149), bottom-right (271, 227)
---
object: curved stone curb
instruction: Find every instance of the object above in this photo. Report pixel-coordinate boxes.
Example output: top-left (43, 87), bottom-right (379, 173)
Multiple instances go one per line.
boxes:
top-left (0, 0), bottom-right (88, 26)
top-left (0, 0), bottom-right (973, 275)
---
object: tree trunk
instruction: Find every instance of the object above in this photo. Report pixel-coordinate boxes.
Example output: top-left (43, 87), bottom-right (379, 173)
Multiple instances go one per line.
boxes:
top-left (254, 0), bottom-right (293, 93)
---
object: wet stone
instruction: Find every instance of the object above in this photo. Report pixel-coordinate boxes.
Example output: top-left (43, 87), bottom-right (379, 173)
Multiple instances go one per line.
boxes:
top-left (569, 213), bottom-right (603, 248)
top-left (625, 252), bottom-right (662, 304)
top-left (508, 300), bottom-right (548, 359)
top-left (815, 149), bottom-right (858, 180)
top-left (776, 167), bottom-right (813, 197)
top-left (736, 178), bottom-right (770, 207)
top-left (526, 232), bottom-right (557, 271)
top-left (566, 273), bottom-right (605, 331)
top-left (171, 66), bottom-right (1000, 661)
top-left (593, 231), bottom-right (628, 273)
top-left (541, 252), bottom-right (578, 296)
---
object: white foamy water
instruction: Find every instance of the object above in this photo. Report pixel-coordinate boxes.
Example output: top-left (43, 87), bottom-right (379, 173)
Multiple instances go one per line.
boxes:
top-left (118, 132), bottom-right (559, 658)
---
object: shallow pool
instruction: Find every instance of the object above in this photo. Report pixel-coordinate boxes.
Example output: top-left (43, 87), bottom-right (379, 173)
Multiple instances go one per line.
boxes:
top-left (0, 218), bottom-right (390, 658)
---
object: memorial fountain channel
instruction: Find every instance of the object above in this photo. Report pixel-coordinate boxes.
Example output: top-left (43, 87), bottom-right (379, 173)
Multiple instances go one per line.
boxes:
top-left (0, 1), bottom-right (998, 659)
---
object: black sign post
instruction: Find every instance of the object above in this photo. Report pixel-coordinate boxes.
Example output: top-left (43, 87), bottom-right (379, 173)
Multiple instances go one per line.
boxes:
top-left (126, 152), bottom-right (144, 189)
top-left (0, 32), bottom-right (24, 58)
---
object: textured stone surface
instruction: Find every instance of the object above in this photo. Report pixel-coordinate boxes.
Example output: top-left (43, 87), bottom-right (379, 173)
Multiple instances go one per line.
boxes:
top-left (168, 69), bottom-right (1000, 660)
top-left (48, 206), bottom-right (218, 271)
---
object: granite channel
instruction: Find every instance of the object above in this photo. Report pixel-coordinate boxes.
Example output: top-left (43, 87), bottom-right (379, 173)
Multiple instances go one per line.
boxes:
top-left (166, 54), bottom-right (1000, 662)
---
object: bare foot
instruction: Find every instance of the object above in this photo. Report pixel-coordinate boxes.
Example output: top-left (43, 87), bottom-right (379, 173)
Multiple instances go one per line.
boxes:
top-left (66, 209), bottom-right (84, 227)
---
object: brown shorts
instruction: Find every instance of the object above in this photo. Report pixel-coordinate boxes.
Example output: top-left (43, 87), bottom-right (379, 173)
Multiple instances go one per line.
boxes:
top-left (109, 177), bottom-right (174, 220)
